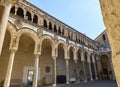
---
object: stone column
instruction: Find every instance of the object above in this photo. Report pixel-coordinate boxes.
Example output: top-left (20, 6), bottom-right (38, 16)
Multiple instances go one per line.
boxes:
top-left (75, 60), bottom-right (80, 83)
top-left (53, 56), bottom-right (57, 87)
top-left (66, 59), bottom-right (70, 84)
top-left (92, 56), bottom-right (98, 80)
top-left (88, 60), bottom-right (93, 81)
top-left (0, 3), bottom-right (12, 55)
top-left (15, 5), bottom-right (18, 15)
top-left (82, 61), bottom-right (87, 82)
top-left (31, 13), bottom-right (34, 22)
top-left (23, 10), bottom-right (27, 19)
top-left (32, 54), bottom-right (39, 87)
top-left (93, 62), bottom-right (98, 80)
top-left (4, 49), bottom-right (16, 87)
top-left (81, 50), bottom-right (87, 82)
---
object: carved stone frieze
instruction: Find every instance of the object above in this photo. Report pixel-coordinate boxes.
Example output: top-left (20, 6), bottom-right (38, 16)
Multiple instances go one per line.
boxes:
top-left (37, 28), bottom-right (43, 37)
top-left (54, 34), bottom-right (58, 43)
top-left (14, 19), bottom-right (23, 29)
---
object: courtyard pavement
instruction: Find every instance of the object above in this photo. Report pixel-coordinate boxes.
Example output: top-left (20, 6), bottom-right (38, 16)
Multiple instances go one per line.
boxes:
top-left (55, 80), bottom-right (118, 87)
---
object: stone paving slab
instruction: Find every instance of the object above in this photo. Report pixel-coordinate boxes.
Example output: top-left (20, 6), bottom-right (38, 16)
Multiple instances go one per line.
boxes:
top-left (56, 80), bottom-right (118, 87)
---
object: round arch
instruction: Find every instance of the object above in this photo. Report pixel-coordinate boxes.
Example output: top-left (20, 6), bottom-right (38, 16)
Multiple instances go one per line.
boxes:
top-left (68, 44), bottom-right (76, 58)
top-left (17, 28), bottom-right (39, 42)
top-left (40, 34), bottom-right (55, 56)
top-left (56, 40), bottom-right (67, 83)
top-left (40, 35), bottom-right (55, 46)
top-left (100, 54), bottom-right (111, 80)
top-left (56, 40), bottom-right (67, 58)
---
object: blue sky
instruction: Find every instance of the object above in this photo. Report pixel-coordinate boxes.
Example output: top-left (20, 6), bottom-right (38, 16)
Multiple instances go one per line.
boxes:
top-left (27, 0), bottom-right (105, 39)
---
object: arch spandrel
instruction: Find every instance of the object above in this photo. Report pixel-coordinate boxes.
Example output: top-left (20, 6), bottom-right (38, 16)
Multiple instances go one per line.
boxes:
top-left (7, 21), bottom-right (17, 37)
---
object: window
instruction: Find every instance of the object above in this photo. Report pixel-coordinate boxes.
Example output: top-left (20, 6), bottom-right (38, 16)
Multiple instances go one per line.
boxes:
top-left (54, 25), bottom-right (57, 33)
top-left (49, 22), bottom-right (52, 30)
top-left (62, 29), bottom-right (64, 35)
top-left (17, 8), bottom-right (24, 18)
top-left (10, 6), bottom-right (15, 14)
top-left (43, 19), bottom-right (47, 28)
top-left (26, 11), bottom-right (32, 21)
top-left (33, 15), bottom-right (38, 24)
top-left (58, 27), bottom-right (61, 34)
top-left (103, 34), bottom-right (106, 41)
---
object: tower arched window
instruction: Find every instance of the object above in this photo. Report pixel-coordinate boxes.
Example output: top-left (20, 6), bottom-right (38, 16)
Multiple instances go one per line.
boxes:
top-left (54, 25), bottom-right (57, 33)
top-left (71, 33), bottom-right (73, 39)
top-left (43, 19), bottom-right (47, 28)
top-left (62, 29), bottom-right (64, 35)
top-left (68, 32), bottom-right (70, 39)
top-left (26, 11), bottom-right (32, 21)
top-left (33, 15), bottom-right (38, 24)
top-left (49, 22), bottom-right (52, 30)
top-left (17, 8), bottom-right (24, 18)
top-left (103, 34), bottom-right (106, 41)
top-left (58, 27), bottom-right (61, 34)
top-left (10, 6), bottom-right (15, 14)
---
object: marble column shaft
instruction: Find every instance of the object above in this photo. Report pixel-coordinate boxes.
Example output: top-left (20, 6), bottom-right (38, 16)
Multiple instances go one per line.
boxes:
top-left (32, 55), bottom-right (39, 87)
top-left (4, 49), bottom-right (16, 87)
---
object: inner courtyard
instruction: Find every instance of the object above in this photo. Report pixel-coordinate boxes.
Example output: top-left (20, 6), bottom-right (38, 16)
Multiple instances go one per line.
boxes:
top-left (0, 0), bottom-right (117, 87)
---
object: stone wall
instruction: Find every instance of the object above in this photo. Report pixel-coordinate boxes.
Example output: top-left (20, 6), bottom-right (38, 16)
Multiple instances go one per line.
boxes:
top-left (99, 0), bottom-right (120, 86)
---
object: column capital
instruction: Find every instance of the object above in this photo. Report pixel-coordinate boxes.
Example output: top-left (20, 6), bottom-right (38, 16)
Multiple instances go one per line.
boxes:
top-left (9, 36), bottom-right (19, 51)
top-left (52, 56), bottom-right (57, 60)
top-left (65, 57), bottom-right (70, 60)
top-left (34, 52), bottom-right (41, 56)
top-left (34, 42), bottom-right (41, 55)
top-left (74, 59), bottom-right (78, 63)
top-left (10, 48), bottom-right (17, 53)
top-left (34, 54), bottom-right (40, 57)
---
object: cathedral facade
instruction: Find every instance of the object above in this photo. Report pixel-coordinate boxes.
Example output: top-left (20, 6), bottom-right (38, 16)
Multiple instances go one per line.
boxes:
top-left (0, 0), bottom-right (115, 87)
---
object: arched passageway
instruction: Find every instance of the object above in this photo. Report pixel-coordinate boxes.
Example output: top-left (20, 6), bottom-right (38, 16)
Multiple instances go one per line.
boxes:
top-left (77, 49), bottom-right (84, 81)
top-left (69, 47), bottom-right (76, 82)
top-left (84, 52), bottom-right (90, 80)
top-left (56, 44), bottom-right (66, 84)
top-left (100, 54), bottom-right (112, 80)
top-left (40, 39), bottom-right (54, 85)
top-left (12, 34), bottom-right (35, 86)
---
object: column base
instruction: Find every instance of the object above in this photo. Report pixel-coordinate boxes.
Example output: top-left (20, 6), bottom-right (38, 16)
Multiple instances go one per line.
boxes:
top-left (95, 77), bottom-right (98, 80)
top-left (90, 78), bottom-right (94, 81)
top-left (52, 84), bottom-right (56, 87)
top-left (84, 80), bottom-right (87, 82)
top-left (66, 81), bottom-right (70, 84)
top-left (76, 80), bottom-right (80, 83)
